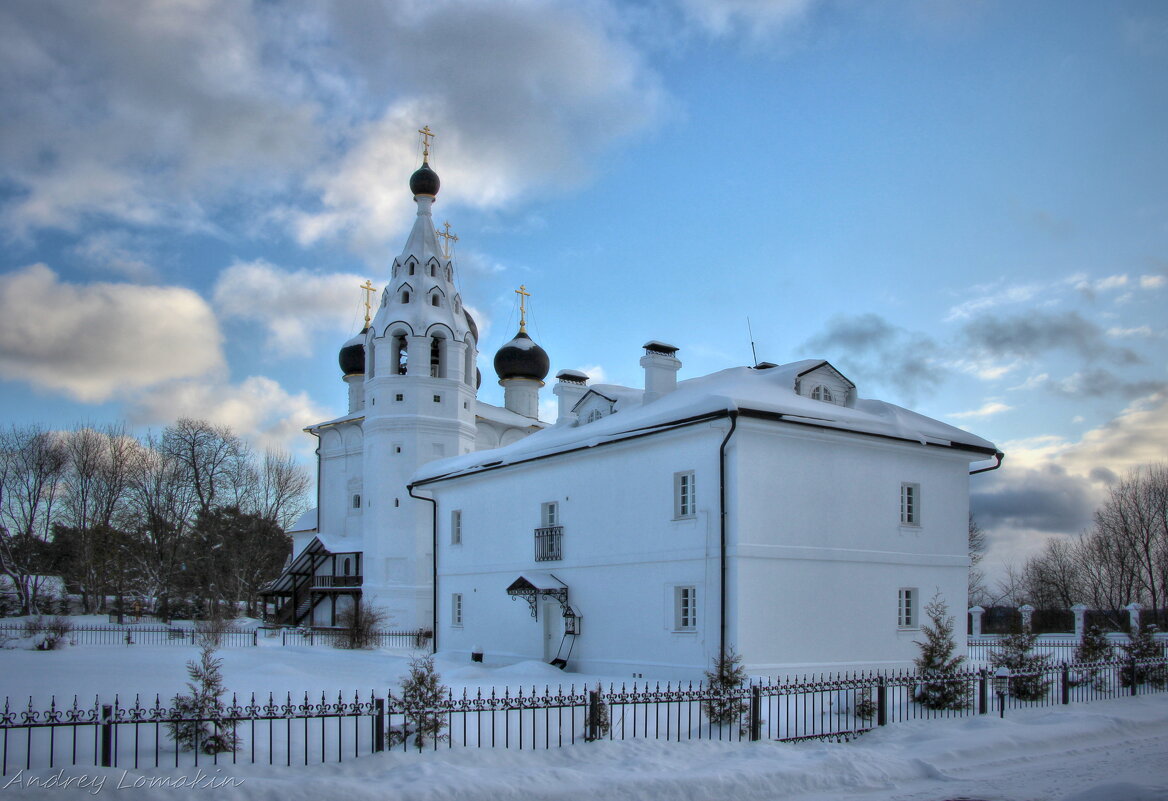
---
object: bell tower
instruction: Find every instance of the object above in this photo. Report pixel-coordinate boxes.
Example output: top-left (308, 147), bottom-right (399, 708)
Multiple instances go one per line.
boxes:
top-left (359, 127), bottom-right (479, 629)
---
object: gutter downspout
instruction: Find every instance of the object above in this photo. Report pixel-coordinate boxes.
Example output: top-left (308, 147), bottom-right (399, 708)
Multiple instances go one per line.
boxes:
top-left (718, 409), bottom-right (739, 664)
top-left (970, 452), bottom-right (1005, 475)
top-left (407, 483), bottom-right (438, 655)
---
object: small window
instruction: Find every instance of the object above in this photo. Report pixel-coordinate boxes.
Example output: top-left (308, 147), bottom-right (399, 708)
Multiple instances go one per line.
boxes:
top-left (584, 409), bottom-right (603, 424)
top-left (342, 557), bottom-right (351, 577)
top-left (674, 471), bottom-right (695, 519)
top-left (395, 393), bottom-right (404, 402)
top-left (541, 501), bottom-right (559, 528)
top-left (429, 264), bottom-right (436, 277)
top-left (408, 263), bottom-right (415, 276)
top-left (401, 291), bottom-right (410, 303)
top-left (433, 394), bottom-right (441, 403)
top-left (431, 295), bottom-right (440, 307)
top-left (452, 593), bottom-right (463, 627)
top-left (451, 510), bottom-right (462, 545)
top-left (352, 494), bottom-right (361, 509)
top-left (674, 586), bottom-right (697, 631)
top-left (898, 588), bottom-right (917, 628)
top-left (811, 385), bottom-right (833, 403)
top-left (900, 483), bottom-right (920, 526)
top-left (394, 444), bottom-right (402, 454)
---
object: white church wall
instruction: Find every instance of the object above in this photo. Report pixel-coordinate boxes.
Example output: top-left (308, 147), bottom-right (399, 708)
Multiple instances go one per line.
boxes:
top-left (729, 418), bottom-right (973, 673)
top-left (432, 422), bottom-right (730, 678)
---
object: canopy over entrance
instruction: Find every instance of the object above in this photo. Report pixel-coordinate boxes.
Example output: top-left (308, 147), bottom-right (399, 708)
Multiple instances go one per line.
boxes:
top-left (506, 572), bottom-right (568, 618)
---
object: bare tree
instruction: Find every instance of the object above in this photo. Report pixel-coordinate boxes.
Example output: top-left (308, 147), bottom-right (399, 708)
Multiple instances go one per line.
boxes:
top-left (0, 425), bottom-right (69, 613)
top-left (160, 419), bottom-right (249, 517)
top-left (1093, 464), bottom-right (1168, 616)
top-left (254, 448), bottom-right (310, 531)
top-left (968, 513), bottom-right (988, 607)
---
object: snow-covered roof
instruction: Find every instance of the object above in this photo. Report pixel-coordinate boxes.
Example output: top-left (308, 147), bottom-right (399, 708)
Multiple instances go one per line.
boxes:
top-left (413, 361), bottom-right (999, 484)
top-left (573, 384), bottom-right (644, 413)
top-left (316, 530), bottom-right (362, 555)
top-left (476, 400), bottom-right (546, 429)
top-left (305, 410), bottom-right (364, 432)
top-left (288, 507), bottom-right (317, 534)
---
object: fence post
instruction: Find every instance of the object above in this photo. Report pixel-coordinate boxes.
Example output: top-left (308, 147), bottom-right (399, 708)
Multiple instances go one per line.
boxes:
top-left (876, 676), bottom-right (887, 727)
top-left (1061, 664), bottom-right (1070, 705)
top-left (749, 685), bottom-right (761, 741)
top-left (1131, 657), bottom-right (1139, 697)
top-left (100, 704), bottom-right (113, 767)
top-left (253, 629), bottom-right (258, 647)
top-left (978, 670), bottom-right (988, 715)
top-left (374, 698), bottom-right (386, 753)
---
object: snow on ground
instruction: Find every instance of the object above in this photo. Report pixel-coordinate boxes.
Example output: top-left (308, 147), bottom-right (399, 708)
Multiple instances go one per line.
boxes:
top-left (2, 637), bottom-right (1167, 800)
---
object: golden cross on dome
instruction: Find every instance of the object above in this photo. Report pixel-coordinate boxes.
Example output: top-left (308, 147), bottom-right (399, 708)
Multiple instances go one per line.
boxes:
top-left (436, 220), bottom-right (459, 257)
top-left (418, 125), bottom-right (435, 160)
top-left (359, 279), bottom-right (376, 327)
top-left (515, 284), bottom-right (531, 333)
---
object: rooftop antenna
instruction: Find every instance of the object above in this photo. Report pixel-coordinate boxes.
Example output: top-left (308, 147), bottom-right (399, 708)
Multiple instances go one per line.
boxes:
top-left (747, 317), bottom-right (759, 367)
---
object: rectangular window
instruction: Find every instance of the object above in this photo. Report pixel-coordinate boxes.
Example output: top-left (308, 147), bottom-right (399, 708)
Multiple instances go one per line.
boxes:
top-left (451, 510), bottom-right (462, 545)
top-left (674, 586), bottom-right (697, 631)
top-left (452, 593), bottom-right (463, 627)
top-left (674, 471), bottom-right (696, 518)
top-left (898, 588), bottom-right (917, 628)
top-left (395, 393), bottom-right (404, 402)
top-left (541, 501), bottom-right (558, 527)
top-left (900, 483), bottom-right (920, 525)
top-left (433, 394), bottom-right (441, 403)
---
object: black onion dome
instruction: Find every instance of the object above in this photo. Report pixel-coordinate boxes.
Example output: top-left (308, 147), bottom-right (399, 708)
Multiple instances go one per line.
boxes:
top-left (338, 328), bottom-right (368, 375)
top-left (409, 160), bottom-right (440, 197)
top-left (493, 330), bottom-right (549, 382)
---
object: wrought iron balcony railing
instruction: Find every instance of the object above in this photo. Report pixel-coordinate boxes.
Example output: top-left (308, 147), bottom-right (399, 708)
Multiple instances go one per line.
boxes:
top-left (534, 526), bottom-right (562, 562)
top-left (313, 575), bottom-right (362, 588)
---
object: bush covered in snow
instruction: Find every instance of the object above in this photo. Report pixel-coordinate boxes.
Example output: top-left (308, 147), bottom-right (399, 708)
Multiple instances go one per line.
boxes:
top-left (989, 630), bottom-right (1053, 701)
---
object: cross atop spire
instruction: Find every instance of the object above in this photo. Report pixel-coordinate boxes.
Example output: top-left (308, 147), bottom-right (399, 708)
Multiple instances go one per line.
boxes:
top-left (418, 125), bottom-right (435, 160)
top-left (359, 279), bottom-right (376, 327)
top-left (515, 284), bottom-right (531, 333)
top-left (436, 221), bottom-right (459, 258)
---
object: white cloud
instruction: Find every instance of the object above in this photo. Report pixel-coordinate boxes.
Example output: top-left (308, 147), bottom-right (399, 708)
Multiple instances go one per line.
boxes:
top-left (946, 358), bottom-right (1021, 381)
top-left (1106, 325), bottom-right (1154, 338)
top-left (0, 264), bottom-right (223, 402)
top-left (675, 0), bottom-right (816, 38)
top-left (948, 401), bottom-right (1012, 420)
top-left (212, 260), bottom-right (369, 356)
top-left (944, 281), bottom-right (1041, 321)
top-left (1139, 274), bottom-right (1166, 289)
top-left (130, 375), bottom-right (329, 458)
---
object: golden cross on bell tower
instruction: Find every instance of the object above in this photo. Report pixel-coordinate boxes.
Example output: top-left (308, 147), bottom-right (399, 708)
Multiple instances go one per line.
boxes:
top-left (418, 125), bottom-right (435, 160)
top-left (359, 280), bottom-right (376, 327)
top-left (436, 220), bottom-right (459, 258)
top-left (515, 284), bottom-right (531, 333)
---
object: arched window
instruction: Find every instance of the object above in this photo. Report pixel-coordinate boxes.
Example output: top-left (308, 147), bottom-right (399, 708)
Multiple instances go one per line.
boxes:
top-left (811, 385), bottom-right (833, 403)
top-left (401, 291), bottom-right (410, 304)
top-left (352, 494), bottom-right (361, 509)
top-left (342, 557), bottom-right (351, 576)
top-left (393, 334), bottom-right (408, 375)
top-left (585, 409), bottom-right (603, 424)
top-left (430, 337), bottom-right (445, 378)
top-left (429, 264), bottom-right (436, 277)
top-left (431, 294), bottom-right (440, 307)
top-left (408, 263), bottom-right (415, 276)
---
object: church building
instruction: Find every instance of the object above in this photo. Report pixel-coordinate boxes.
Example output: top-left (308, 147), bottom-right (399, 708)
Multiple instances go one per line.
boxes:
top-left (264, 132), bottom-right (1003, 677)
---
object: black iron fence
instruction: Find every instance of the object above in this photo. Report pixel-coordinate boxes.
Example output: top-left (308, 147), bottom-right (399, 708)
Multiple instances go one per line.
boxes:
top-left (0, 623), bottom-right (431, 650)
top-left (3, 657), bottom-right (1166, 775)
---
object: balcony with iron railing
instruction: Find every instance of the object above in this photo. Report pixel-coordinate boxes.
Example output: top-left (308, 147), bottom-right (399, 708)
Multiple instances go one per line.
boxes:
top-left (534, 526), bottom-right (562, 562)
top-left (313, 575), bottom-right (362, 589)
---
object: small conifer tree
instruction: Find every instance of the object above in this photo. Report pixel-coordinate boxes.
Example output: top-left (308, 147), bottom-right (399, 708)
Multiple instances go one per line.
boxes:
top-left (703, 647), bottom-right (748, 733)
top-left (1070, 625), bottom-right (1114, 689)
top-left (1120, 625), bottom-right (1168, 689)
top-left (988, 629), bottom-right (1052, 701)
top-left (168, 642), bottom-right (239, 754)
top-left (390, 654), bottom-right (449, 748)
top-left (584, 684), bottom-right (611, 741)
top-left (912, 593), bottom-right (971, 710)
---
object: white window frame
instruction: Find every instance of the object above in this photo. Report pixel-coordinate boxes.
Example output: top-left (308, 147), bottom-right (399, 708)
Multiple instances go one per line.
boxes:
top-left (674, 585), bottom-right (697, 632)
top-left (900, 482), bottom-right (920, 526)
top-left (898, 587), bottom-right (917, 628)
top-left (541, 501), bottom-right (559, 528)
top-left (452, 593), bottom-right (463, 627)
top-left (451, 510), bottom-right (462, 545)
top-left (674, 471), bottom-right (696, 519)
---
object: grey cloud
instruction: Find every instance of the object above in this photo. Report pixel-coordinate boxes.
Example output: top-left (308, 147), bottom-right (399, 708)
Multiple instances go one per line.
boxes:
top-left (971, 464), bottom-right (1101, 535)
top-left (962, 310), bottom-right (1141, 366)
top-left (1043, 368), bottom-right (1167, 400)
top-left (801, 313), bottom-right (942, 403)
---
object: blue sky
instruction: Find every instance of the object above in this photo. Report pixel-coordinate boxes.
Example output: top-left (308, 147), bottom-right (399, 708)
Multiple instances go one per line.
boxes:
top-left (1, 0), bottom-right (1165, 586)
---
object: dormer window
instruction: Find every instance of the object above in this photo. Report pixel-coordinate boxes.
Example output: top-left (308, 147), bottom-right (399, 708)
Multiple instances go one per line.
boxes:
top-left (585, 409), bottom-right (603, 424)
top-left (811, 385), bottom-right (833, 403)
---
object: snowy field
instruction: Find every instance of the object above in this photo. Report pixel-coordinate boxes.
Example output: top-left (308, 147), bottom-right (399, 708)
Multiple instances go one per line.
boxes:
top-left (1, 632), bottom-right (1167, 800)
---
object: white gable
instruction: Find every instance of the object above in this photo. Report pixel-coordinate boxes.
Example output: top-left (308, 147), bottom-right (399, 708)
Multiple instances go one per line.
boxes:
top-left (793, 361), bottom-right (855, 407)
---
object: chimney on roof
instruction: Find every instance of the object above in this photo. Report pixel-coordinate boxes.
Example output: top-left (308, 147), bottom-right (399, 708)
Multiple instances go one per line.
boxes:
top-left (640, 341), bottom-right (681, 404)
top-left (552, 369), bottom-right (589, 424)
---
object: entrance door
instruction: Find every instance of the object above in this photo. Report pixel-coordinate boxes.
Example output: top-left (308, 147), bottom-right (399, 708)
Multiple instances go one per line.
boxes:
top-left (541, 599), bottom-right (560, 662)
